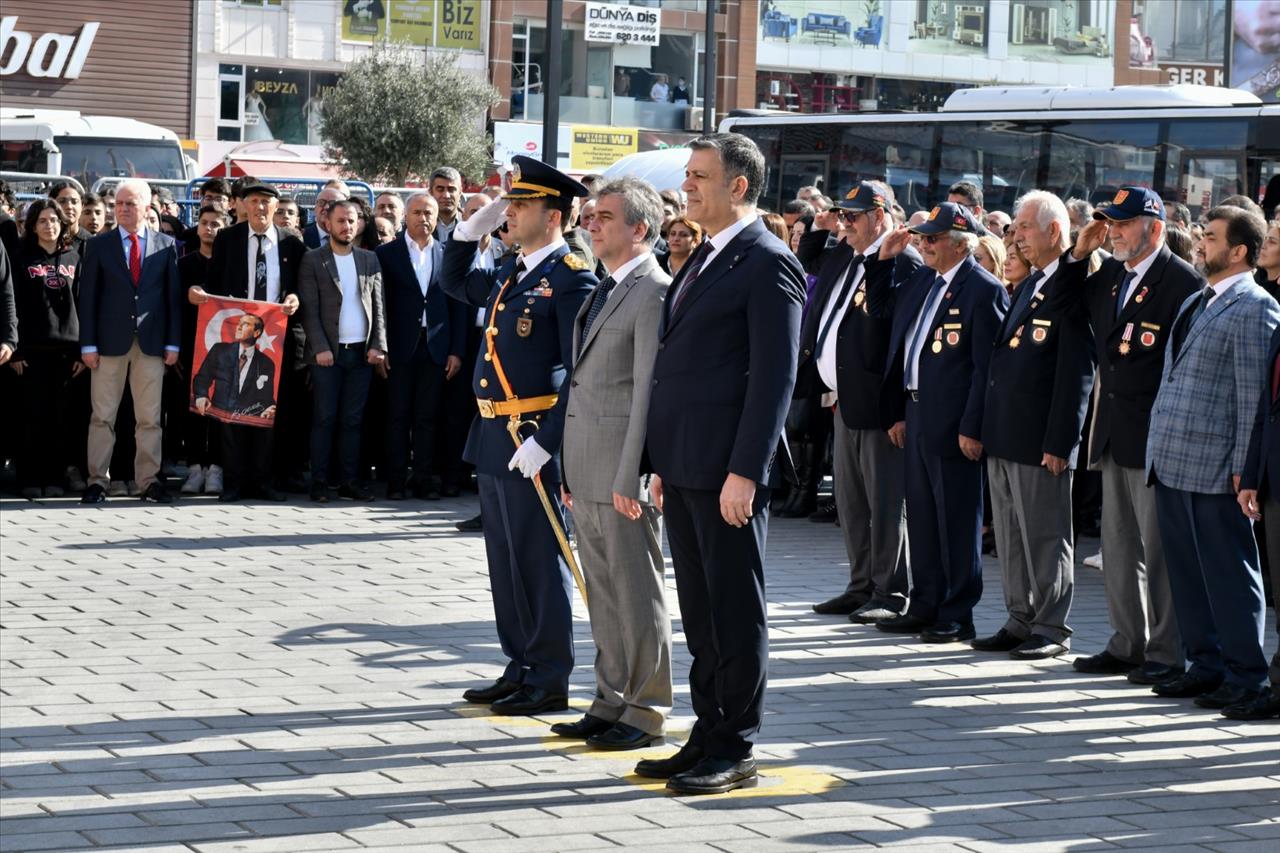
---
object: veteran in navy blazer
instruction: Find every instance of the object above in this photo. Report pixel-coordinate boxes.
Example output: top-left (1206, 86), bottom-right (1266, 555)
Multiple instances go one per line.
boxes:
top-left (637, 135), bottom-right (804, 797)
top-left (79, 179), bottom-right (182, 504)
top-left (867, 203), bottom-right (1008, 643)
top-left (439, 156), bottom-right (595, 719)
top-left (377, 192), bottom-right (467, 498)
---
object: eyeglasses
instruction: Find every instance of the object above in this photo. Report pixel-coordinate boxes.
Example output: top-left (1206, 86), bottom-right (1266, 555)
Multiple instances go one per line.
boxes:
top-left (837, 210), bottom-right (864, 223)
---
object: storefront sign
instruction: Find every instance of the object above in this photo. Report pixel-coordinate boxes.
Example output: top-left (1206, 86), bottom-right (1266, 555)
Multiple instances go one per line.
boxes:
top-left (342, 0), bottom-right (481, 49)
top-left (437, 0), bottom-right (482, 50)
top-left (571, 125), bottom-right (638, 171)
top-left (585, 1), bottom-right (660, 46)
top-left (0, 16), bottom-right (99, 79)
top-left (1165, 63), bottom-right (1225, 87)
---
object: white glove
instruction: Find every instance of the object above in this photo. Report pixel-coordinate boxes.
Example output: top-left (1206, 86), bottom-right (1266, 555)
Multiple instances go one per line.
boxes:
top-left (455, 198), bottom-right (508, 242)
top-left (508, 436), bottom-right (551, 478)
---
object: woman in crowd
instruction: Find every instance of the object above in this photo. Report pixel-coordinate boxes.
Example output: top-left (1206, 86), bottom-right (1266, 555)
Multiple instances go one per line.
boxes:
top-left (1002, 243), bottom-right (1033, 298)
top-left (763, 212), bottom-right (789, 243)
top-left (9, 199), bottom-right (84, 499)
top-left (353, 197), bottom-right (382, 250)
top-left (1258, 220), bottom-right (1280, 295)
top-left (975, 233), bottom-right (1008, 286)
top-left (664, 215), bottom-right (703, 278)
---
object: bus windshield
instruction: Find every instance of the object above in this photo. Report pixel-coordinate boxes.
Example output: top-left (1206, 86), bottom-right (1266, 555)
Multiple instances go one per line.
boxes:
top-left (55, 136), bottom-right (186, 190)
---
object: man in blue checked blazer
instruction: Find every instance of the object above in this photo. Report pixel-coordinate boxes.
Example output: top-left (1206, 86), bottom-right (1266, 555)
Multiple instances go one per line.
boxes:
top-left (1146, 205), bottom-right (1278, 712)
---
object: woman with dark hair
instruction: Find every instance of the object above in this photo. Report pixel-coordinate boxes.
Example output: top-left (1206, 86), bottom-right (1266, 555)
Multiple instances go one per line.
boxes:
top-left (663, 215), bottom-right (703, 277)
top-left (353, 197), bottom-right (382, 250)
top-left (9, 199), bottom-right (84, 499)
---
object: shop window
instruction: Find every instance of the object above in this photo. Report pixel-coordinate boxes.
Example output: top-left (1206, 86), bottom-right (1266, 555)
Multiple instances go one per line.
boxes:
top-left (1131, 0), bottom-right (1225, 65)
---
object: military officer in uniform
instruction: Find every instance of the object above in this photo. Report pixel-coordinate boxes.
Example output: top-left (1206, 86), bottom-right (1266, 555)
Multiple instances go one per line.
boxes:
top-left (441, 156), bottom-right (596, 716)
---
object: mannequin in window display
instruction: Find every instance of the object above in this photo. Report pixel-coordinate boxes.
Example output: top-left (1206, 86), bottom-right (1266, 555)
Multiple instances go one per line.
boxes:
top-left (243, 92), bottom-right (273, 142)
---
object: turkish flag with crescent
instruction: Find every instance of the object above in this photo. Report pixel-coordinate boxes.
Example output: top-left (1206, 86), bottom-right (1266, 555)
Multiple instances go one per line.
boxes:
top-left (189, 295), bottom-right (288, 428)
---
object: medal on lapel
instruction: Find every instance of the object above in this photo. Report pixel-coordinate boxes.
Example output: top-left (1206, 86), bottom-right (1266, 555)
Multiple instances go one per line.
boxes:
top-left (1010, 325), bottom-right (1024, 348)
top-left (931, 328), bottom-right (943, 354)
top-left (853, 285), bottom-right (865, 308)
top-left (1119, 322), bottom-right (1134, 356)
top-left (1134, 286), bottom-right (1148, 304)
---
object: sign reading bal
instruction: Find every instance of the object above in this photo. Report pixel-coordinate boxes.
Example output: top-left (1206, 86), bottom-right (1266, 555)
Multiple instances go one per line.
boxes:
top-left (585, 1), bottom-right (660, 46)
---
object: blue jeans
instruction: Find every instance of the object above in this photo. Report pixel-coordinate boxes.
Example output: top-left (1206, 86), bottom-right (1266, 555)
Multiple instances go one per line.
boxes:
top-left (310, 346), bottom-right (373, 486)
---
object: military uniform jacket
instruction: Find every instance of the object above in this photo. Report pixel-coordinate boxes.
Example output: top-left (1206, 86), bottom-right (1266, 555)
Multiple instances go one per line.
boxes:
top-left (981, 253), bottom-right (1096, 468)
top-left (441, 236), bottom-right (595, 482)
top-left (1075, 246), bottom-right (1203, 469)
top-left (867, 253), bottom-right (1009, 458)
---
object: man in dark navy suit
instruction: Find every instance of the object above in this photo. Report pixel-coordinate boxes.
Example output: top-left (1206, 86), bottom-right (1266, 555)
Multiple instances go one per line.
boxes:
top-left (302, 181), bottom-right (350, 250)
top-left (635, 134), bottom-right (805, 795)
top-left (440, 156), bottom-right (595, 717)
top-left (868, 203), bottom-right (1009, 643)
top-left (377, 192), bottom-right (467, 499)
top-left (192, 314), bottom-right (276, 416)
top-left (794, 181), bottom-right (917, 623)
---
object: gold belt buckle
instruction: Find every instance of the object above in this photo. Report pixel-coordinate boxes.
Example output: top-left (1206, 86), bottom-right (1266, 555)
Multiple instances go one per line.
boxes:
top-left (476, 398), bottom-right (496, 418)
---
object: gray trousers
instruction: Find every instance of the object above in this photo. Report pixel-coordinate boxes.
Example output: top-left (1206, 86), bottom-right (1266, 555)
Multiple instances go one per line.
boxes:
top-left (988, 456), bottom-right (1075, 644)
top-left (1099, 451), bottom-right (1183, 668)
top-left (1262, 498), bottom-right (1280, 686)
top-left (833, 422), bottom-right (909, 607)
top-left (573, 498), bottom-right (672, 736)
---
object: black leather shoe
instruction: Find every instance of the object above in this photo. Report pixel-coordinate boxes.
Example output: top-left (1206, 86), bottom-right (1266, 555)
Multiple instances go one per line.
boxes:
top-left (667, 756), bottom-right (758, 795)
top-left (310, 485), bottom-right (330, 503)
top-left (633, 741), bottom-right (705, 779)
top-left (812, 591), bottom-right (868, 615)
top-left (490, 686), bottom-right (568, 716)
top-left (588, 722), bottom-right (662, 751)
top-left (386, 484), bottom-right (407, 501)
top-left (550, 713), bottom-right (613, 739)
top-left (81, 483), bottom-right (107, 504)
top-left (1072, 650), bottom-right (1139, 675)
top-left (278, 475), bottom-right (309, 494)
top-left (218, 488), bottom-right (242, 503)
top-left (440, 482), bottom-right (462, 498)
top-left (1195, 683), bottom-right (1264, 710)
top-left (876, 613), bottom-right (931, 634)
top-left (461, 678), bottom-right (520, 704)
top-left (1153, 672), bottom-right (1223, 698)
top-left (1221, 685), bottom-right (1280, 720)
top-left (920, 621), bottom-right (975, 643)
top-left (1127, 662), bottom-right (1183, 686)
top-left (413, 480), bottom-right (441, 500)
top-left (258, 485), bottom-right (287, 502)
top-left (971, 628), bottom-right (1024, 652)
top-left (1010, 634), bottom-right (1068, 659)
top-left (849, 602), bottom-right (902, 625)
top-left (455, 513), bottom-right (483, 532)
top-left (339, 482), bottom-right (374, 501)
top-left (141, 482), bottom-right (173, 504)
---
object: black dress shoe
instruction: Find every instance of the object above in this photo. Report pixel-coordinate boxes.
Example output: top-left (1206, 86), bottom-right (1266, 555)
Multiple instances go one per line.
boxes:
top-left (1127, 662), bottom-right (1183, 686)
top-left (278, 475), bottom-right (309, 494)
top-left (81, 483), bottom-right (107, 504)
top-left (1153, 672), bottom-right (1223, 698)
top-left (258, 485), bottom-right (287, 502)
top-left (218, 488), bottom-right (242, 503)
top-left (413, 480), bottom-right (441, 500)
top-left (667, 756), bottom-right (758, 795)
top-left (490, 685), bottom-right (568, 716)
top-left (455, 513), bottom-right (483, 532)
top-left (339, 482), bottom-right (374, 501)
top-left (812, 591), bottom-right (868, 615)
top-left (1222, 685), bottom-right (1280, 720)
top-left (1072, 650), bottom-right (1139, 675)
top-left (386, 486), bottom-right (407, 501)
top-left (1195, 683), bottom-right (1264, 710)
top-left (876, 613), bottom-right (931, 634)
top-left (920, 621), bottom-right (975, 643)
top-left (981, 528), bottom-right (997, 555)
top-left (550, 713), bottom-right (613, 739)
top-left (140, 482), bottom-right (173, 504)
top-left (440, 482), bottom-right (462, 498)
top-left (1010, 634), bottom-right (1068, 659)
top-left (634, 741), bottom-right (706, 779)
top-left (971, 628), bottom-right (1025, 652)
top-left (309, 485), bottom-right (330, 503)
top-left (461, 678), bottom-right (520, 704)
top-left (588, 722), bottom-right (662, 751)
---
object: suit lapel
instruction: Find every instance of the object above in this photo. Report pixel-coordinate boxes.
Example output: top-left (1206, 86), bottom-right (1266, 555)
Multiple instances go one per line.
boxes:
top-left (925, 258), bottom-right (972, 338)
top-left (1001, 268), bottom-right (1048, 342)
top-left (1112, 249), bottom-right (1168, 334)
top-left (320, 248), bottom-right (343, 293)
top-left (579, 257), bottom-right (652, 357)
top-left (1174, 285), bottom-right (1237, 364)
top-left (664, 223), bottom-right (759, 335)
top-left (508, 245), bottom-right (568, 301)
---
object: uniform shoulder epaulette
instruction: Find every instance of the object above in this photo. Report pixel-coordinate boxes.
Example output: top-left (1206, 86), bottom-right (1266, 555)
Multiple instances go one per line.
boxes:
top-left (562, 252), bottom-right (588, 271)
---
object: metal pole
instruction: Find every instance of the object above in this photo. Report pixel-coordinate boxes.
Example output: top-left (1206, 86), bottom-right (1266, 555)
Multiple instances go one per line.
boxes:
top-left (702, 0), bottom-right (717, 134)
top-left (542, 0), bottom-right (563, 166)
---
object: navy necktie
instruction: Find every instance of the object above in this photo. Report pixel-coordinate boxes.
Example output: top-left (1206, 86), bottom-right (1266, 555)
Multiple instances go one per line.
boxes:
top-left (905, 275), bottom-right (947, 388)
top-left (814, 255), bottom-right (863, 357)
top-left (1114, 270), bottom-right (1137, 320)
top-left (1173, 286), bottom-right (1215, 356)
top-left (580, 276), bottom-right (617, 351)
top-left (670, 241), bottom-right (713, 315)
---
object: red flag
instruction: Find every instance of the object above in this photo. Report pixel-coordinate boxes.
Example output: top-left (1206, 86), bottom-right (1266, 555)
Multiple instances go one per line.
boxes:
top-left (189, 295), bottom-right (288, 428)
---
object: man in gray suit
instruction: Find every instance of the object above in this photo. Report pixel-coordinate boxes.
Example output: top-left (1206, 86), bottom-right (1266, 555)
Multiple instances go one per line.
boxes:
top-left (1147, 205), bottom-right (1278, 711)
top-left (298, 199), bottom-right (387, 502)
top-left (555, 177), bottom-right (672, 751)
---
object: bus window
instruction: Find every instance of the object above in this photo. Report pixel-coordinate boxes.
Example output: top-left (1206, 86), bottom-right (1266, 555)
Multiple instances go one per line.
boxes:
top-left (780, 156), bottom-right (828, 204)
top-left (1041, 120), bottom-right (1161, 208)
top-left (937, 122), bottom-right (1041, 214)
top-left (1164, 119), bottom-right (1249, 218)
top-left (0, 141), bottom-right (47, 174)
top-left (54, 137), bottom-right (187, 193)
top-left (836, 123), bottom-right (936, 214)
top-left (736, 125), bottom-right (783, 208)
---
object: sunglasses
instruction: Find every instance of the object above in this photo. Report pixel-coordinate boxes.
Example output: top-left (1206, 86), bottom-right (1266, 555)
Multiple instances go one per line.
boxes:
top-left (920, 233), bottom-right (946, 244)
top-left (837, 210), bottom-right (865, 223)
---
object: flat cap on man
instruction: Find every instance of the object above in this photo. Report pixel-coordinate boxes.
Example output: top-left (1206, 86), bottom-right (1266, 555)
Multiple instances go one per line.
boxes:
top-left (236, 179), bottom-right (280, 200)
top-left (1093, 186), bottom-right (1165, 222)
top-left (504, 155), bottom-right (589, 201)
top-left (908, 201), bottom-right (982, 236)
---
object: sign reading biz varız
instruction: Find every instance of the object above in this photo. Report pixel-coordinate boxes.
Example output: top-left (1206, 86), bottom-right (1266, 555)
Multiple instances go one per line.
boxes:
top-left (585, 1), bottom-right (660, 46)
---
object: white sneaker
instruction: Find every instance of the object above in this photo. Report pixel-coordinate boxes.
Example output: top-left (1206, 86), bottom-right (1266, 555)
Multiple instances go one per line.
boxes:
top-left (126, 480), bottom-right (141, 497)
top-left (181, 466), bottom-right (206, 494)
top-left (65, 466), bottom-right (87, 491)
top-left (1084, 551), bottom-right (1103, 570)
top-left (107, 480), bottom-right (128, 497)
top-left (204, 465), bottom-right (224, 495)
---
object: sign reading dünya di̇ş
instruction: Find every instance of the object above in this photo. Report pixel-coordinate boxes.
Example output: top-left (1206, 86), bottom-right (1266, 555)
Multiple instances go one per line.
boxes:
top-left (571, 125), bottom-right (638, 171)
top-left (584, 1), bottom-right (660, 46)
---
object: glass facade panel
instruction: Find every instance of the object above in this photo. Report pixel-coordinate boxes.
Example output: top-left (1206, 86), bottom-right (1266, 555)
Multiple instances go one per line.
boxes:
top-left (937, 122), bottom-right (1042, 213)
top-left (1041, 120), bottom-right (1161, 207)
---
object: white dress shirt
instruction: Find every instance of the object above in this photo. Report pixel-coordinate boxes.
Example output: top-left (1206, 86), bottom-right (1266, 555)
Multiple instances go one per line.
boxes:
top-left (1030, 254), bottom-right (1061, 298)
top-left (1118, 245), bottom-right (1161, 309)
top-left (669, 213), bottom-right (756, 306)
top-left (604, 251), bottom-right (650, 287)
top-left (1206, 270), bottom-right (1254, 305)
top-left (516, 237), bottom-right (567, 284)
top-left (335, 251), bottom-right (367, 344)
top-left (816, 233), bottom-right (885, 394)
top-left (246, 225), bottom-right (281, 303)
top-left (905, 258), bottom-right (965, 390)
top-left (406, 232), bottom-right (435, 327)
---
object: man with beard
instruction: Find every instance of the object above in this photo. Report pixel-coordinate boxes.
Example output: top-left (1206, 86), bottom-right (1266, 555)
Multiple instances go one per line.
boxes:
top-left (1145, 205), bottom-right (1277, 712)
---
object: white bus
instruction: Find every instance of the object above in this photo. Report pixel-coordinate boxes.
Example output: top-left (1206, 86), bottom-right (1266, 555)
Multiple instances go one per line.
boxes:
top-left (720, 85), bottom-right (1280, 218)
top-left (0, 108), bottom-right (190, 190)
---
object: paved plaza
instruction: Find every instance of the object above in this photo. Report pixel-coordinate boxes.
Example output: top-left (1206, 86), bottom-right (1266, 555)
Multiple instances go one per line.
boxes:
top-left (1, 494), bottom-right (1277, 852)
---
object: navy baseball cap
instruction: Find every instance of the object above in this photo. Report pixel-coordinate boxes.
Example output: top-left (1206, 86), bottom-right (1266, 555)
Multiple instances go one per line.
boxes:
top-left (908, 202), bottom-right (982, 236)
top-left (834, 181), bottom-right (887, 213)
top-left (504, 155), bottom-right (589, 201)
top-left (1093, 186), bottom-right (1165, 222)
